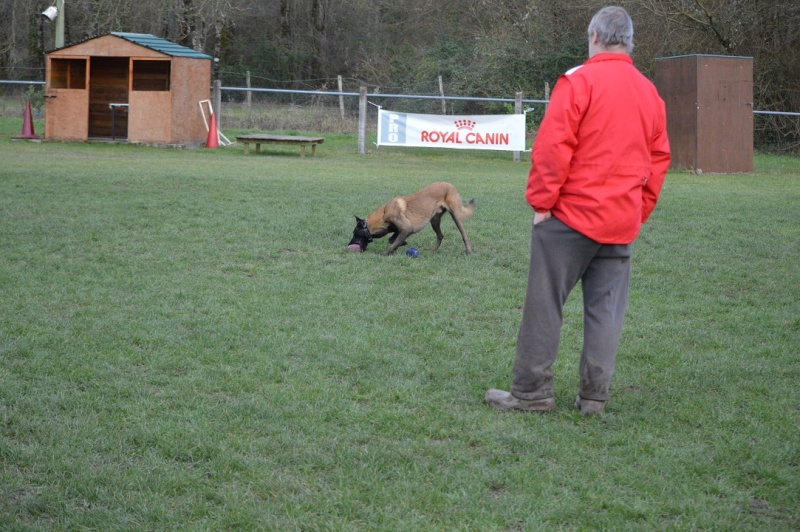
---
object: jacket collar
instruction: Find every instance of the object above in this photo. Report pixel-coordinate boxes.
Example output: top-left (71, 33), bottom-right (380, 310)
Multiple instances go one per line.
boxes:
top-left (585, 52), bottom-right (633, 66)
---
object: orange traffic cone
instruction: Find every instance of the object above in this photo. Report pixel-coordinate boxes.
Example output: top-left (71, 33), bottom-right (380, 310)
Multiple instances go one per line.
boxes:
top-left (205, 112), bottom-right (219, 149)
top-left (13, 100), bottom-right (40, 140)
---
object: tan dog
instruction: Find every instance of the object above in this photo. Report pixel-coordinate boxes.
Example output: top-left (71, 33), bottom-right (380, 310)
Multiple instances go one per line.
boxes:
top-left (347, 182), bottom-right (476, 255)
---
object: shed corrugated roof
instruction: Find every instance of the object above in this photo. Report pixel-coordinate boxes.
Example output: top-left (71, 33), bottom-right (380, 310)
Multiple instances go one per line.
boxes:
top-left (111, 32), bottom-right (212, 59)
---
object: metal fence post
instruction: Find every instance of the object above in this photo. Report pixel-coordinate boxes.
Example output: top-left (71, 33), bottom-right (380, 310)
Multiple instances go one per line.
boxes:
top-left (514, 91), bottom-right (522, 162)
top-left (338, 75), bottom-right (345, 120)
top-left (439, 75), bottom-right (447, 114)
top-left (358, 86), bottom-right (367, 154)
top-left (245, 71), bottom-right (252, 111)
top-left (213, 79), bottom-right (222, 128)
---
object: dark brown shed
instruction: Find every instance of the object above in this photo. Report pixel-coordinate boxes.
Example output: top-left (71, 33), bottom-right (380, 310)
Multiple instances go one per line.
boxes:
top-left (655, 54), bottom-right (753, 174)
top-left (44, 32), bottom-right (212, 146)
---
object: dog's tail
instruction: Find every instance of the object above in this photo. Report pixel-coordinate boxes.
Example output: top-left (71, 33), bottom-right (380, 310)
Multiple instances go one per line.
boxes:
top-left (462, 198), bottom-right (476, 220)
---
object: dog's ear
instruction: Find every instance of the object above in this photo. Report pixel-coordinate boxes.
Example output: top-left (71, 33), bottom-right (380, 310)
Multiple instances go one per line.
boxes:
top-left (355, 215), bottom-right (365, 224)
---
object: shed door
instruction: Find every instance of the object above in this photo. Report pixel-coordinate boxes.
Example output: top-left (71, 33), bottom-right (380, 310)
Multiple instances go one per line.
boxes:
top-left (89, 57), bottom-right (129, 139)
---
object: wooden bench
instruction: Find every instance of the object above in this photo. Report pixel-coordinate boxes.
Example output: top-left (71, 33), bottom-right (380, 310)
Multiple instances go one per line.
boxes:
top-left (235, 134), bottom-right (324, 157)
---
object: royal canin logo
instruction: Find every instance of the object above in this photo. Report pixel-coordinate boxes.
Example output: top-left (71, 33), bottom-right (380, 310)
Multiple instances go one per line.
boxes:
top-left (419, 117), bottom-right (510, 146)
top-left (454, 119), bottom-right (476, 131)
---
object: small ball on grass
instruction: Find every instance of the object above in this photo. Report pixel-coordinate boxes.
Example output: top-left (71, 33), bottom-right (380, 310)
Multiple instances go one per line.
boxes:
top-left (406, 247), bottom-right (420, 258)
top-left (346, 244), bottom-right (361, 252)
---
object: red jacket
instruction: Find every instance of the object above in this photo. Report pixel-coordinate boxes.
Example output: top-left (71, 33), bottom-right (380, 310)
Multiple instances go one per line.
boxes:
top-left (526, 53), bottom-right (671, 244)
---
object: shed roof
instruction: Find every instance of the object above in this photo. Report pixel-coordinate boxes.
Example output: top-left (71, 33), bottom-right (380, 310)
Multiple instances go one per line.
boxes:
top-left (111, 32), bottom-right (213, 59)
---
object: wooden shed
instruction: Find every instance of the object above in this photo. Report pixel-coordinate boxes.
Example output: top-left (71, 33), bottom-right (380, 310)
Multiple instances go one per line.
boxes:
top-left (44, 32), bottom-right (212, 146)
top-left (654, 54), bottom-right (753, 173)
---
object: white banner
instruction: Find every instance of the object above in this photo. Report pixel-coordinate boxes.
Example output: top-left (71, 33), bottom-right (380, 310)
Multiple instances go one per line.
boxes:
top-left (377, 110), bottom-right (527, 152)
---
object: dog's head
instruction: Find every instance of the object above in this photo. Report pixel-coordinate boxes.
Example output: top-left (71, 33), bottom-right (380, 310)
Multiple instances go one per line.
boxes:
top-left (347, 216), bottom-right (373, 252)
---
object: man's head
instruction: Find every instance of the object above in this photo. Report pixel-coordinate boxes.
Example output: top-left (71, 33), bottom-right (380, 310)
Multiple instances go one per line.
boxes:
top-left (588, 6), bottom-right (634, 57)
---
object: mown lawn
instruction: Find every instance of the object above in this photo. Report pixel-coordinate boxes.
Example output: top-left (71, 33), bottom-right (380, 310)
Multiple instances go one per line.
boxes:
top-left (1, 120), bottom-right (798, 530)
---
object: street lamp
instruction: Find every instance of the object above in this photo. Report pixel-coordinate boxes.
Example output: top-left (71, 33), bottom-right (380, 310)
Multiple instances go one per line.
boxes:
top-left (41, 0), bottom-right (65, 49)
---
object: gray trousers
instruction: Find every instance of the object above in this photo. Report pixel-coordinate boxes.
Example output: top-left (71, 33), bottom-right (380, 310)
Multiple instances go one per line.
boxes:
top-left (512, 217), bottom-right (632, 402)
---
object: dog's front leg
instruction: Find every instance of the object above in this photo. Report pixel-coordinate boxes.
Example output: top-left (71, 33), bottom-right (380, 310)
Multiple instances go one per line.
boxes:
top-left (388, 231), bottom-right (409, 248)
top-left (384, 232), bottom-right (411, 255)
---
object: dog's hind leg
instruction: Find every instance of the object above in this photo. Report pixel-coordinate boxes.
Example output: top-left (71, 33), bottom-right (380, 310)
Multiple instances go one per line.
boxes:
top-left (431, 212), bottom-right (445, 252)
top-left (449, 212), bottom-right (473, 255)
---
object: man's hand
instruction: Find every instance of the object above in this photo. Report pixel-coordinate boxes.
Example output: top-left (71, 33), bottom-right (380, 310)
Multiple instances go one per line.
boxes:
top-left (533, 210), bottom-right (552, 225)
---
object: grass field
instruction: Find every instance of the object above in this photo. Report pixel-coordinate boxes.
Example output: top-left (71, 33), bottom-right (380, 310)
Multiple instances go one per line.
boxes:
top-left (1, 117), bottom-right (799, 530)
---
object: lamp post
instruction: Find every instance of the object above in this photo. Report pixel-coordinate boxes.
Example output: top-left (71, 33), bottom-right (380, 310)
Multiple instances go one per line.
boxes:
top-left (55, 0), bottom-right (65, 48)
top-left (41, 0), bottom-right (65, 49)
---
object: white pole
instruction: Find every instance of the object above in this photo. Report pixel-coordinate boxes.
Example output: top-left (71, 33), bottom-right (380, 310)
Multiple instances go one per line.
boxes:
top-left (514, 92), bottom-right (522, 162)
top-left (438, 75), bottom-right (446, 114)
top-left (55, 0), bottom-right (65, 48)
top-left (338, 75), bottom-right (345, 120)
top-left (245, 71), bottom-right (252, 110)
top-left (358, 86), bottom-right (367, 154)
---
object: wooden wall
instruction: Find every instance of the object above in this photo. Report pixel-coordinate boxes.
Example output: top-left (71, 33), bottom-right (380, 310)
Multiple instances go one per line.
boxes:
top-left (88, 57), bottom-right (129, 139)
top-left (45, 34), bottom-right (211, 146)
top-left (655, 55), bottom-right (753, 174)
top-left (169, 57), bottom-right (212, 145)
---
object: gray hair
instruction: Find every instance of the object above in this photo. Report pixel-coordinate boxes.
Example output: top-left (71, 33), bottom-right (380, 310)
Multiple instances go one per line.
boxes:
top-left (588, 6), bottom-right (634, 54)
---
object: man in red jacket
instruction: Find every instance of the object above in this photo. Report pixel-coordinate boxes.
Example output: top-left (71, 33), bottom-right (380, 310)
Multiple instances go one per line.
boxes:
top-left (486, 6), bottom-right (671, 415)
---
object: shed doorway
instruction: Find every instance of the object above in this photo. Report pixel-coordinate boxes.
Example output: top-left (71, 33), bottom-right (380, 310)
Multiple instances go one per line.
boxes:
top-left (89, 56), bottom-right (129, 140)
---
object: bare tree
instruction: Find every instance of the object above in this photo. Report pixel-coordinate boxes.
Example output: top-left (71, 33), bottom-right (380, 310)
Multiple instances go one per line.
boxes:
top-left (635, 0), bottom-right (800, 150)
top-left (2, 0), bottom-right (798, 150)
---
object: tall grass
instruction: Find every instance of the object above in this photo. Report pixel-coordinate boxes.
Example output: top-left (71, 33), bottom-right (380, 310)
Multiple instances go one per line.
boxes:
top-left (221, 101), bottom-right (362, 134)
top-left (1, 119), bottom-right (798, 530)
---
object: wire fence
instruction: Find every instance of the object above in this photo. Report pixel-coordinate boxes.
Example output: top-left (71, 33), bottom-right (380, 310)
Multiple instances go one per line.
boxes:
top-left (2, 79), bottom-right (799, 153)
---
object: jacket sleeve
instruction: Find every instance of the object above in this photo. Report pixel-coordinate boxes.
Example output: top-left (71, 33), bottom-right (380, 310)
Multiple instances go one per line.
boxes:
top-left (526, 75), bottom-right (582, 212)
top-left (642, 98), bottom-right (671, 222)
